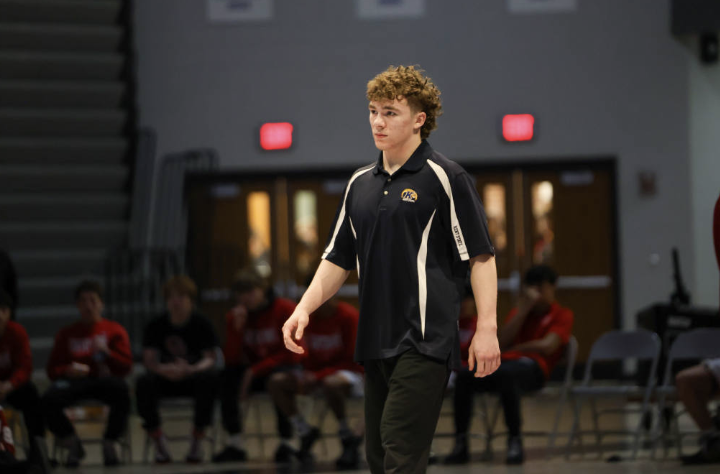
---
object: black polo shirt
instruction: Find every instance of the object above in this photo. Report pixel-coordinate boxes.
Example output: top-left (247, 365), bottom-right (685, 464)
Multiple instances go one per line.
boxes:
top-left (322, 140), bottom-right (495, 368)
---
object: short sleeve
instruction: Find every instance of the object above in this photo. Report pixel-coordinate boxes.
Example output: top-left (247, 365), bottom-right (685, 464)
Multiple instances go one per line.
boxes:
top-left (450, 172), bottom-right (495, 260)
top-left (546, 308), bottom-right (574, 345)
top-left (321, 184), bottom-right (357, 271)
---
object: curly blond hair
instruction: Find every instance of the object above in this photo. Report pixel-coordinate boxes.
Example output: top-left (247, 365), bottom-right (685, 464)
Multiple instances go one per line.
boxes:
top-left (366, 65), bottom-right (443, 140)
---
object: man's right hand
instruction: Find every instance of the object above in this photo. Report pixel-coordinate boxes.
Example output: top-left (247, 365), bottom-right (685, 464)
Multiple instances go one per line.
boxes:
top-left (66, 362), bottom-right (91, 379)
top-left (517, 288), bottom-right (541, 315)
top-left (231, 304), bottom-right (248, 332)
top-left (282, 309), bottom-right (309, 354)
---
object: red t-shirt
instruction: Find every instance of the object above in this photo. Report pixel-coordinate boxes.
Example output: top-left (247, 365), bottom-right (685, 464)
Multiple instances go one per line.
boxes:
top-left (501, 302), bottom-right (574, 378)
top-left (0, 406), bottom-right (15, 456)
top-left (0, 321), bottom-right (32, 388)
top-left (304, 302), bottom-right (361, 379)
top-left (223, 297), bottom-right (301, 377)
top-left (458, 315), bottom-right (477, 367)
top-left (46, 318), bottom-right (133, 380)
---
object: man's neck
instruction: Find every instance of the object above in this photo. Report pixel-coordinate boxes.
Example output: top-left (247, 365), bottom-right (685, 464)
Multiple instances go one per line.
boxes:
top-left (81, 316), bottom-right (102, 326)
top-left (382, 137), bottom-right (422, 175)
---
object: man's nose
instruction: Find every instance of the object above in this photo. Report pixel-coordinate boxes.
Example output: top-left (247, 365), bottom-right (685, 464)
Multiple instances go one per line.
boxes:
top-left (373, 115), bottom-right (385, 128)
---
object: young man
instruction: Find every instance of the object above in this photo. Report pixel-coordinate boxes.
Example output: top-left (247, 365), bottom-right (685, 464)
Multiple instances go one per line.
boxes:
top-left (446, 265), bottom-right (573, 465)
top-left (136, 275), bottom-right (219, 464)
top-left (42, 281), bottom-right (133, 467)
top-left (675, 359), bottom-right (720, 464)
top-left (283, 65), bottom-right (499, 474)
top-left (270, 294), bottom-right (363, 468)
top-left (213, 268), bottom-right (302, 464)
top-left (0, 291), bottom-right (45, 447)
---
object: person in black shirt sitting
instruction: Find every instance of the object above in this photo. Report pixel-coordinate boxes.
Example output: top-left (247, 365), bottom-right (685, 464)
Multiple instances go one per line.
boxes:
top-left (135, 275), bottom-right (219, 464)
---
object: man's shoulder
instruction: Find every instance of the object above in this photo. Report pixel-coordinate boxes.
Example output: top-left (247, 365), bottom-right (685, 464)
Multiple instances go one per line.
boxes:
top-left (6, 320), bottom-right (29, 340)
top-left (347, 162), bottom-right (376, 187)
top-left (101, 318), bottom-right (127, 333)
top-left (426, 152), bottom-right (469, 180)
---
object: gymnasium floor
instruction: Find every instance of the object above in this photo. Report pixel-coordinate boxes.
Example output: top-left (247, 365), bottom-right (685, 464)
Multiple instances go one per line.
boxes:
top-left (39, 392), bottom-right (716, 474)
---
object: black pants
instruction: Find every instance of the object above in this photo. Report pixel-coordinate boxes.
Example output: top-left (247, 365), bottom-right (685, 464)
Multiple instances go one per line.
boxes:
top-left (219, 364), bottom-right (293, 439)
top-left (453, 358), bottom-right (545, 438)
top-left (41, 377), bottom-right (130, 440)
top-left (4, 381), bottom-right (45, 439)
top-left (136, 370), bottom-right (218, 432)
top-left (364, 349), bottom-right (449, 474)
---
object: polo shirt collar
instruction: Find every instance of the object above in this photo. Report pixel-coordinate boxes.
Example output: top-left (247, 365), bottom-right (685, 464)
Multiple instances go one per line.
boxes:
top-left (373, 140), bottom-right (433, 175)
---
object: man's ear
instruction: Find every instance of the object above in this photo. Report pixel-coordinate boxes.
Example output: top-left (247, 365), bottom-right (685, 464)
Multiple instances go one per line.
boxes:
top-left (414, 111), bottom-right (427, 131)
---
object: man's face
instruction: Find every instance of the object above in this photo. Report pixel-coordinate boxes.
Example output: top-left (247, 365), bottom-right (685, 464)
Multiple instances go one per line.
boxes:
top-left (369, 98), bottom-right (425, 152)
top-left (166, 290), bottom-right (193, 320)
top-left (76, 292), bottom-right (104, 323)
top-left (0, 307), bottom-right (10, 332)
top-left (236, 287), bottom-right (265, 312)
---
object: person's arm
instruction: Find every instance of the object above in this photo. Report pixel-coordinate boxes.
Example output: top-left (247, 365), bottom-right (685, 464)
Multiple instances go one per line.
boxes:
top-left (103, 327), bottom-right (133, 377)
top-left (497, 290), bottom-right (539, 350)
top-left (283, 259), bottom-right (350, 354)
top-left (189, 348), bottom-right (216, 374)
top-left (46, 330), bottom-right (72, 380)
top-left (467, 254), bottom-right (501, 377)
top-left (8, 326), bottom-right (32, 388)
top-left (507, 333), bottom-right (562, 356)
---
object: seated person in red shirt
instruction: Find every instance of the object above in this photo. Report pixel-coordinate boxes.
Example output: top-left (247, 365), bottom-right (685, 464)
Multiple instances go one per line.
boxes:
top-left (269, 293), bottom-right (363, 468)
top-left (445, 265), bottom-right (573, 465)
top-left (42, 281), bottom-right (133, 468)
top-left (212, 268), bottom-right (301, 464)
top-left (136, 275), bottom-right (219, 464)
top-left (0, 291), bottom-right (44, 446)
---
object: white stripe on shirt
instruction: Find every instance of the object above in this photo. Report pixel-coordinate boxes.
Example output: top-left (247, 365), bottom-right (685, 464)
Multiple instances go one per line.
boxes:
top-left (426, 160), bottom-right (469, 261)
top-left (322, 165), bottom-right (374, 260)
top-left (417, 209), bottom-right (436, 339)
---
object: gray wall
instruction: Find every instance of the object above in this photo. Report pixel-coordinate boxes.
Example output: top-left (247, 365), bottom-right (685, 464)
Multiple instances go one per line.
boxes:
top-left (134, 0), bottom-right (695, 325)
top-left (688, 37), bottom-right (720, 308)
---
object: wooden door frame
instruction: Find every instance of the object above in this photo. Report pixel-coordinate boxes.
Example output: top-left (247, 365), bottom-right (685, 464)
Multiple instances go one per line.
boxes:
top-left (185, 156), bottom-right (621, 330)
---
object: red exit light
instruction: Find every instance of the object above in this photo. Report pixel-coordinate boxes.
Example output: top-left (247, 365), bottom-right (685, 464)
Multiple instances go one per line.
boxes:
top-left (260, 122), bottom-right (294, 150)
top-left (502, 114), bottom-right (535, 142)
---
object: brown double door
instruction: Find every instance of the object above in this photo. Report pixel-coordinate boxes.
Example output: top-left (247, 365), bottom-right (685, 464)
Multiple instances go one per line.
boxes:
top-left (186, 162), bottom-right (617, 362)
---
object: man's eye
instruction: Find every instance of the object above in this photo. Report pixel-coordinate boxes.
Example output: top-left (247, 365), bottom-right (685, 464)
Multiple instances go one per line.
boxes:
top-left (386, 112), bottom-right (395, 116)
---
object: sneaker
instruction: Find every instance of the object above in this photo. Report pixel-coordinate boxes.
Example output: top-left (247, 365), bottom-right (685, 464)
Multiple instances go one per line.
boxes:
top-left (185, 437), bottom-right (204, 464)
top-left (297, 427), bottom-right (321, 461)
top-left (506, 435), bottom-right (524, 465)
top-left (153, 434), bottom-right (172, 464)
top-left (212, 446), bottom-right (248, 463)
top-left (443, 439), bottom-right (469, 465)
top-left (62, 436), bottom-right (85, 468)
top-left (336, 435), bottom-right (362, 469)
top-left (102, 440), bottom-right (120, 467)
top-left (682, 433), bottom-right (720, 465)
top-left (274, 443), bottom-right (297, 464)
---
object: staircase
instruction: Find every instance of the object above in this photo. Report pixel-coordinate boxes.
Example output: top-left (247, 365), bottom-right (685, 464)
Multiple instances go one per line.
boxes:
top-left (0, 0), bottom-right (136, 369)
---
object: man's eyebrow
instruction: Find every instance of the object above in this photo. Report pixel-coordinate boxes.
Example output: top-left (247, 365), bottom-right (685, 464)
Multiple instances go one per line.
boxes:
top-left (369, 104), bottom-right (400, 111)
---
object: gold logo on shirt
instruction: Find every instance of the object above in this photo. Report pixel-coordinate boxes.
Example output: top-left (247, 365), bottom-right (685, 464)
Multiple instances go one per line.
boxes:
top-left (401, 189), bottom-right (418, 203)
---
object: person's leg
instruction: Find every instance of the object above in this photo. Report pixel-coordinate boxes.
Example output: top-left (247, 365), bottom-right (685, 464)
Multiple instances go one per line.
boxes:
top-left (213, 365), bottom-right (248, 462)
top-left (5, 381), bottom-right (45, 439)
top-left (323, 372), bottom-right (362, 469)
top-left (494, 359), bottom-right (545, 438)
top-left (219, 365), bottom-right (244, 436)
top-left (40, 379), bottom-right (93, 467)
top-left (380, 350), bottom-right (449, 474)
top-left (135, 373), bottom-right (163, 432)
top-left (444, 369), bottom-right (480, 464)
top-left (364, 358), bottom-right (391, 474)
top-left (135, 372), bottom-right (176, 463)
top-left (677, 365), bottom-right (718, 432)
top-left (184, 370), bottom-right (219, 463)
top-left (81, 377), bottom-right (131, 466)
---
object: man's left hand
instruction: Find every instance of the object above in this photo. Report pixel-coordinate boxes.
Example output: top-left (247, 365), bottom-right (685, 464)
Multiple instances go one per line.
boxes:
top-left (468, 328), bottom-right (501, 378)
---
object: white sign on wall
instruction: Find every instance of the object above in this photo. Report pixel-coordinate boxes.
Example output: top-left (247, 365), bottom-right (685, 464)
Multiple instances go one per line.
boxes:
top-left (207, 0), bottom-right (273, 23)
top-left (356, 0), bottom-right (425, 20)
top-left (507, 0), bottom-right (577, 14)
